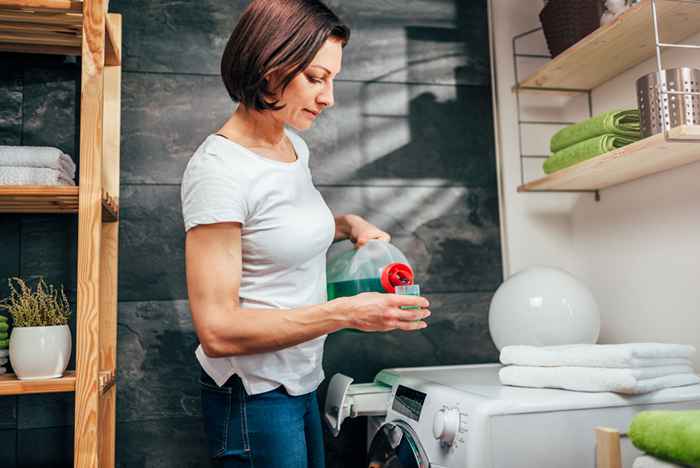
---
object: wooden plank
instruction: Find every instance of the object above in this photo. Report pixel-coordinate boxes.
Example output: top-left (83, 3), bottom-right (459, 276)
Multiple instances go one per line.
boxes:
top-left (104, 11), bottom-right (119, 65)
top-left (595, 427), bottom-right (622, 468)
top-left (0, 371), bottom-right (76, 395)
top-left (0, 30), bottom-right (80, 46)
top-left (0, 21), bottom-right (80, 34)
top-left (519, 0), bottom-right (700, 90)
top-left (99, 13), bottom-right (120, 468)
top-left (74, 0), bottom-right (104, 466)
top-left (99, 384), bottom-right (116, 468)
top-left (0, 9), bottom-right (82, 25)
top-left (0, 185), bottom-right (78, 196)
top-left (0, 0), bottom-right (82, 12)
top-left (0, 185), bottom-right (79, 212)
top-left (518, 125), bottom-right (700, 192)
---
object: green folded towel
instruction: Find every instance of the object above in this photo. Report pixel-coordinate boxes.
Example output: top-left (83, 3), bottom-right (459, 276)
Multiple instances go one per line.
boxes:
top-left (0, 315), bottom-right (7, 322)
top-left (0, 322), bottom-right (7, 332)
top-left (550, 109), bottom-right (641, 153)
top-left (543, 134), bottom-right (637, 174)
top-left (0, 339), bottom-right (7, 349)
top-left (630, 410), bottom-right (700, 467)
top-left (0, 332), bottom-right (7, 340)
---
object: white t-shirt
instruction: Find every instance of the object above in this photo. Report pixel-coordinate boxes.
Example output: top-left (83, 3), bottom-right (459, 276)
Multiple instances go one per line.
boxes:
top-left (180, 128), bottom-right (336, 395)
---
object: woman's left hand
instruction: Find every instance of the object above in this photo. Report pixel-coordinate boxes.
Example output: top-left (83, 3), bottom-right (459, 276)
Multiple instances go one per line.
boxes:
top-left (336, 214), bottom-right (390, 247)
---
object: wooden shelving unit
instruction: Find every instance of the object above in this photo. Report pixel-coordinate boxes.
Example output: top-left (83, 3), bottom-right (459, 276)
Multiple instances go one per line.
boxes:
top-left (518, 125), bottom-right (700, 192)
top-left (518, 0), bottom-right (700, 91)
top-left (0, 1), bottom-right (122, 467)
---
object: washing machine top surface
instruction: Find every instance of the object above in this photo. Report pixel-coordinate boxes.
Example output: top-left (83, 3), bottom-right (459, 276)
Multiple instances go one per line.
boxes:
top-left (378, 363), bottom-right (700, 415)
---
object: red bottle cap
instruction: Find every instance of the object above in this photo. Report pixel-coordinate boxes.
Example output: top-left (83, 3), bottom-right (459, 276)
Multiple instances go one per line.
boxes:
top-left (380, 262), bottom-right (414, 293)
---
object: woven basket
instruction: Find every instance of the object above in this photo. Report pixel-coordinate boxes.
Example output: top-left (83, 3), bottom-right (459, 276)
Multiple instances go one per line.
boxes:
top-left (540, 0), bottom-right (603, 58)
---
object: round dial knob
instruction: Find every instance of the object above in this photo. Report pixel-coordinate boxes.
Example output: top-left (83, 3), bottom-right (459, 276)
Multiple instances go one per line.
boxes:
top-left (432, 407), bottom-right (460, 445)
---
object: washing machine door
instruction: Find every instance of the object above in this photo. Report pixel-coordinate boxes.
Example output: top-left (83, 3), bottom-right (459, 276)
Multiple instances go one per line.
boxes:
top-left (366, 421), bottom-right (429, 468)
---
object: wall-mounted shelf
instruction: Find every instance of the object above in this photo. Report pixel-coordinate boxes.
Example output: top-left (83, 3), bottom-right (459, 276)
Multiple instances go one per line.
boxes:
top-left (0, 370), bottom-right (76, 396)
top-left (518, 125), bottom-right (700, 192)
top-left (0, 0), bottom-right (121, 65)
top-left (517, 0), bottom-right (700, 91)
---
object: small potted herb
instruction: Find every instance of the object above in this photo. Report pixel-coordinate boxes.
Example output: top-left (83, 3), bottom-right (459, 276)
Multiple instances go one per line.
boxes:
top-left (0, 277), bottom-right (72, 380)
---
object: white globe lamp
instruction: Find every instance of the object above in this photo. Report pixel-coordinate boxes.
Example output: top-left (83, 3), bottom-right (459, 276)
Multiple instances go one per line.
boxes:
top-left (488, 266), bottom-right (600, 350)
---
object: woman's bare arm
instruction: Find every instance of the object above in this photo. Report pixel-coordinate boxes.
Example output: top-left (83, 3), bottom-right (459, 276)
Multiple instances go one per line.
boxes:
top-left (185, 222), bottom-right (430, 358)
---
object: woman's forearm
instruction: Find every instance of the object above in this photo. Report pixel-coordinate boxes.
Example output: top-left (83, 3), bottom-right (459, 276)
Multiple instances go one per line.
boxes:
top-left (199, 298), bottom-right (352, 357)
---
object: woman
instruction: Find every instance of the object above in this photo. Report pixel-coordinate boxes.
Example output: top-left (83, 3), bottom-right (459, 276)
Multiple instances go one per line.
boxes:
top-left (181, 0), bottom-right (431, 466)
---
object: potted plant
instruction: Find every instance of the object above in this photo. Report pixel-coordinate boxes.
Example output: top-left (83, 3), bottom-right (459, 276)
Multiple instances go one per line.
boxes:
top-left (0, 277), bottom-right (72, 380)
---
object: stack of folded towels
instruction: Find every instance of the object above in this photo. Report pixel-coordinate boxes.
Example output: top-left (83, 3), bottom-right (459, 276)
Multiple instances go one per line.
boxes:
top-left (543, 109), bottom-right (642, 174)
top-left (0, 315), bottom-right (8, 375)
top-left (499, 343), bottom-right (699, 394)
top-left (0, 146), bottom-right (76, 186)
top-left (629, 410), bottom-right (700, 468)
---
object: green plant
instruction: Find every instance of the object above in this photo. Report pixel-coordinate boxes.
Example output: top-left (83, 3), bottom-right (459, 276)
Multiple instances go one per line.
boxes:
top-left (0, 277), bottom-right (71, 327)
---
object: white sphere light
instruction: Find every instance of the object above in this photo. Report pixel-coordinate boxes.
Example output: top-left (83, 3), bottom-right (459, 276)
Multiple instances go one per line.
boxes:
top-left (488, 266), bottom-right (600, 350)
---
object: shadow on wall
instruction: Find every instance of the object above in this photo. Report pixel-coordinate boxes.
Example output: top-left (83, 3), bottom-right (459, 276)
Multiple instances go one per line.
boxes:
top-left (319, 2), bottom-right (502, 466)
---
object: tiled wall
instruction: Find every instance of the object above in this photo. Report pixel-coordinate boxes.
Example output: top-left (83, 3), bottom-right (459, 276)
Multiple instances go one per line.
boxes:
top-left (0, 1), bottom-right (500, 466)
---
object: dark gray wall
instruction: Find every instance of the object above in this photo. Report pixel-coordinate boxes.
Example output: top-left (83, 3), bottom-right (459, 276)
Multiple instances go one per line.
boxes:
top-left (0, 1), bottom-right (500, 466)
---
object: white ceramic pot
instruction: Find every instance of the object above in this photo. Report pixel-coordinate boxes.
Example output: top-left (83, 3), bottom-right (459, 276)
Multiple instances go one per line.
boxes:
top-left (9, 325), bottom-right (71, 380)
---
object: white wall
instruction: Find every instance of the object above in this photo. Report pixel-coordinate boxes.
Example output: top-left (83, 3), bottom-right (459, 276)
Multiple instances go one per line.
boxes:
top-left (490, 0), bottom-right (700, 367)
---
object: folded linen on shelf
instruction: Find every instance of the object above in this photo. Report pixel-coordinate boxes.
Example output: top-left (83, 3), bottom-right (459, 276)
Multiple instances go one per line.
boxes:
top-left (0, 367), bottom-right (6, 375)
top-left (0, 357), bottom-right (6, 366)
top-left (0, 349), bottom-right (7, 358)
top-left (498, 365), bottom-right (699, 394)
top-left (0, 145), bottom-right (76, 179)
top-left (0, 167), bottom-right (75, 186)
top-left (630, 411), bottom-right (700, 467)
top-left (500, 343), bottom-right (696, 368)
top-left (633, 455), bottom-right (689, 468)
top-left (0, 322), bottom-right (7, 332)
top-left (0, 339), bottom-right (7, 349)
top-left (550, 109), bottom-right (641, 152)
top-left (543, 134), bottom-right (638, 174)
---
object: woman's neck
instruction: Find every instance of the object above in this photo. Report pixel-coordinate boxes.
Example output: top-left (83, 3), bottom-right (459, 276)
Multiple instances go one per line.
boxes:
top-left (221, 105), bottom-right (286, 148)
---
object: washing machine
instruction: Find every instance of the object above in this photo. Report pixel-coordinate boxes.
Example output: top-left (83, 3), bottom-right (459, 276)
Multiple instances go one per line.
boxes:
top-left (324, 363), bottom-right (700, 468)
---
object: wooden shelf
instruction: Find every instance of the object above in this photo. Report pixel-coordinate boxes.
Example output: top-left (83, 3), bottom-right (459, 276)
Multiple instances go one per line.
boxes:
top-left (518, 125), bottom-right (700, 192)
top-left (518, 0), bottom-right (700, 91)
top-left (0, 370), bottom-right (76, 395)
top-left (0, 0), bottom-right (121, 65)
top-left (0, 185), bottom-right (119, 220)
top-left (0, 185), bottom-right (79, 213)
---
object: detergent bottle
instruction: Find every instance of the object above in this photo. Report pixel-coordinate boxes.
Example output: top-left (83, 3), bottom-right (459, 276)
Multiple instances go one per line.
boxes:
top-left (326, 240), bottom-right (415, 300)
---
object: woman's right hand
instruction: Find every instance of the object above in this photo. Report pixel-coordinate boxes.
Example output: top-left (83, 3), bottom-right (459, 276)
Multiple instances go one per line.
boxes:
top-left (335, 292), bottom-right (431, 332)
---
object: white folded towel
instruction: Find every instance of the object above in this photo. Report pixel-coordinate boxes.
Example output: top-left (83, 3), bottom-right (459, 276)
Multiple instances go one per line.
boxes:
top-left (0, 349), bottom-right (7, 358)
top-left (0, 357), bottom-right (7, 366)
top-left (498, 365), bottom-right (700, 394)
top-left (633, 455), bottom-right (687, 468)
top-left (0, 145), bottom-right (76, 179)
top-left (0, 366), bottom-right (6, 375)
top-left (0, 167), bottom-right (75, 186)
top-left (500, 343), bottom-right (696, 368)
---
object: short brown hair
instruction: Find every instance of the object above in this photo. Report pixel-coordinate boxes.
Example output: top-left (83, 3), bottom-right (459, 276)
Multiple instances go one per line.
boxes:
top-left (221, 0), bottom-right (350, 111)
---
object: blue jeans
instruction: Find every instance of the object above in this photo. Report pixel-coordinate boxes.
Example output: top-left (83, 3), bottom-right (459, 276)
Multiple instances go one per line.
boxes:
top-left (199, 369), bottom-right (326, 468)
